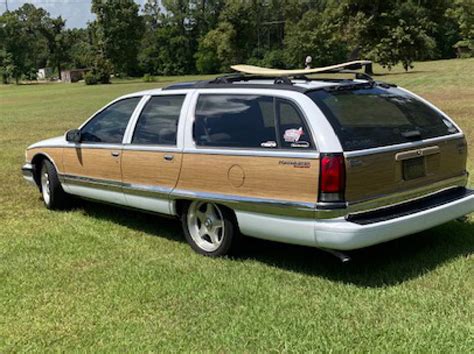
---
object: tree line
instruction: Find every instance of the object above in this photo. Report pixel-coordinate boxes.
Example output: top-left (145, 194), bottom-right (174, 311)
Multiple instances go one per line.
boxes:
top-left (0, 0), bottom-right (472, 84)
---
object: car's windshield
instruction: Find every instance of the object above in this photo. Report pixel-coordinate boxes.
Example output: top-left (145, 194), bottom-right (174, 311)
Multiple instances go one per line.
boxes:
top-left (307, 86), bottom-right (458, 151)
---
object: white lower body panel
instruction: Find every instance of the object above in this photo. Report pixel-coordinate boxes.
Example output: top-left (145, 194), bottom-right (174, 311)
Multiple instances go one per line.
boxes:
top-left (64, 184), bottom-right (172, 215)
top-left (236, 190), bottom-right (474, 250)
top-left (235, 211), bottom-right (317, 247)
top-left (124, 194), bottom-right (172, 215)
top-left (66, 184), bottom-right (126, 205)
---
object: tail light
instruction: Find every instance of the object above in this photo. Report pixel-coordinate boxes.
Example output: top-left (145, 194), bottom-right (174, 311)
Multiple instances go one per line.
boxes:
top-left (319, 153), bottom-right (345, 203)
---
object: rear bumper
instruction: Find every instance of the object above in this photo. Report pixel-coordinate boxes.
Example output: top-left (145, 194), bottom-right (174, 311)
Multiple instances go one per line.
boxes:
top-left (315, 188), bottom-right (474, 250)
top-left (21, 163), bottom-right (36, 186)
top-left (236, 188), bottom-right (474, 251)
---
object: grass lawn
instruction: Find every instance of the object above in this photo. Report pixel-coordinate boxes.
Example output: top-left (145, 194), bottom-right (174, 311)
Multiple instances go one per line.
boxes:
top-left (0, 58), bottom-right (473, 351)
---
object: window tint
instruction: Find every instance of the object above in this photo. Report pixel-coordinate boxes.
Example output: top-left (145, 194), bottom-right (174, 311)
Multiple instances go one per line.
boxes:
top-left (277, 99), bottom-right (313, 149)
top-left (132, 95), bottom-right (185, 145)
top-left (81, 97), bottom-right (141, 144)
top-left (307, 87), bottom-right (458, 151)
top-left (194, 95), bottom-right (277, 148)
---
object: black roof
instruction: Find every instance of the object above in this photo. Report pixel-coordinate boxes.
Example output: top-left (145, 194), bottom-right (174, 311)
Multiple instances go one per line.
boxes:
top-left (162, 80), bottom-right (308, 93)
top-left (161, 70), bottom-right (384, 93)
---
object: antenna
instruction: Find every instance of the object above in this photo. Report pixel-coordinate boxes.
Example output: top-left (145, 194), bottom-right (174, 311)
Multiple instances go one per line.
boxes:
top-left (4, 0), bottom-right (8, 11)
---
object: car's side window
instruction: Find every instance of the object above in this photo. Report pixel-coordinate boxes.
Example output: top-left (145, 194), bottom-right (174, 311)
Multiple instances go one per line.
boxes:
top-left (276, 99), bottom-right (313, 149)
top-left (194, 94), bottom-right (277, 148)
top-left (132, 95), bottom-right (185, 145)
top-left (194, 94), bottom-right (314, 150)
top-left (81, 97), bottom-right (141, 144)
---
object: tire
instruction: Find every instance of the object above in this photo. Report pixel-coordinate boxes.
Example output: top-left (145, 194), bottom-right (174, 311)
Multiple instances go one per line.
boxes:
top-left (39, 160), bottom-right (71, 210)
top-left (181, 201), bottom-right (240, 256)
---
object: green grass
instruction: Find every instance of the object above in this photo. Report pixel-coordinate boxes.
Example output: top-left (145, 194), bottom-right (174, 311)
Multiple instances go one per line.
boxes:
top-left (0, 59), bottom-right (473, 351)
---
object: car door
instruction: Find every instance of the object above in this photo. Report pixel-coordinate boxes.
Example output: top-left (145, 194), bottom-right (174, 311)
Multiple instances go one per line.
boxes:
top-left (176, 92), bottom-right (320, 213)
top-left (121, 94), bottom-right (187, 215)
top-left (62, 96), bottom-right (142, 205)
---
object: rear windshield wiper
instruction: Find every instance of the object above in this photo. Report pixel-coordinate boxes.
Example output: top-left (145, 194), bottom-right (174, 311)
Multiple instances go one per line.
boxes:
top-left (323, 81), bottom-right (375, 92)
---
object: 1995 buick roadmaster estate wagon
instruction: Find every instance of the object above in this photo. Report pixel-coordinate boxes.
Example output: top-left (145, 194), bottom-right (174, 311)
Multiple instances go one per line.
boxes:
top-left (22, 66), bottom-right (474, 257)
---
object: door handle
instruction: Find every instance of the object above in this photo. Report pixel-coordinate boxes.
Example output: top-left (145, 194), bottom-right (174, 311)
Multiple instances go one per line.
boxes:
top-left (164, 154), bottom-right (174, 161)
top-left (395, 146), bottom-right (440, 161)
top-left (111, 151), bottom-right (120, 157)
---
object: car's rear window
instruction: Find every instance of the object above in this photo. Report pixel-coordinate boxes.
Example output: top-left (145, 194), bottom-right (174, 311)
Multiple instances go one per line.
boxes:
top-left (307, 86), bottom-right (458, 151)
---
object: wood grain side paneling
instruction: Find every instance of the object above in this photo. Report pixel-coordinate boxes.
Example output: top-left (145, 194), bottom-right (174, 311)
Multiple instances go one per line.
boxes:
top-left (345, 137), bottom-right (468, 202)
top-left (27, 147), bottom-right (64, 172)
top-left (176, 153), bottom-right (319, 203)
top-left (62, 147), bottom-right (122, 181)
top-left (121, 150), bottom-right (182, 188)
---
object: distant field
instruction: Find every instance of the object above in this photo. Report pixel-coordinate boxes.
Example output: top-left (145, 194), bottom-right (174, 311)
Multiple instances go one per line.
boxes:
top-left (0, 58), bottom-right (472, 351)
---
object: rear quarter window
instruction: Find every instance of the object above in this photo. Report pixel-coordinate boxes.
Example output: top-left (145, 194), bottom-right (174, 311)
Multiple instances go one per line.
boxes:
top-left (194, 94), bottom-right (314, 150)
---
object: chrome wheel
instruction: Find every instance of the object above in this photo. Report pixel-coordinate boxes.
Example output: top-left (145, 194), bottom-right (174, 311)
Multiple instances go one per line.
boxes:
top-left (41, 168), bottom-right (51, 205)
top-left (187, 201), bottom-right (225, 252)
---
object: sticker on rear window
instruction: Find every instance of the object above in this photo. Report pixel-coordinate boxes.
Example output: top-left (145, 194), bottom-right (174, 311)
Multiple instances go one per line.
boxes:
top-left (283, 127), bottom-right (304, 142)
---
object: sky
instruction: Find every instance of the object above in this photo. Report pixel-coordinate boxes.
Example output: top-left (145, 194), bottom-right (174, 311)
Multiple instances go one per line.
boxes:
top-left (1, 0), bottom-right (149, 28)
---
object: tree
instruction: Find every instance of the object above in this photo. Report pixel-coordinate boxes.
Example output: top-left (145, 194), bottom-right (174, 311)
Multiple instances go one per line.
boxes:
top-left (339, 0), bottom-right (437, 71)
top-left (447, 0), bottom-right (474, 57)
top-left (159, 0), bottom-right (196, 74)
top-left (66, 28), bottom-right (95, 69)
top-left (143, 0), bottom-right (162, 31)
top-left (284, 8), bottom-right (348, 68)
top-left (40, 16), bottom-right (70, 80)
top-left (190, 0), bottom-right (225, 37)
top-left (195, 21), bottom-right (237, 73)
top-left (0, 5), bottom-right (49, 83)
top-left (91, 0), bottom-right (144, 76)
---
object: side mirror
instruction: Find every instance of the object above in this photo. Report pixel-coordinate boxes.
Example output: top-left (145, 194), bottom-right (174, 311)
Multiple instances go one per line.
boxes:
top-left (65, 129), bottom-right (82, 143)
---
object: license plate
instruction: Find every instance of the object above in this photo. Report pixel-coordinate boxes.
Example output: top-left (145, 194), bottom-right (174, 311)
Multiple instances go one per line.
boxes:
top-left (403, 157), bottom-right (425, 180)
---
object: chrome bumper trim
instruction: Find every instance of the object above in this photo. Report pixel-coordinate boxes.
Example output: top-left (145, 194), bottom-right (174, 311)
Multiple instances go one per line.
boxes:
top-left (346, 174), bottom-right (468, 216)
top-left (314, 188), bottom-right (474, 250)
top-left (60, 174), bottom-right (123, 192)
top-left (58, 173), bottom-right (469, 219)
top-left (170, 189), bottom-right (317, 217)
top-left (60, 174), bottom-right (171, 198)
top-left (21, 163), bottom-right (36, 186)
top-left (60, 174), bottom-right (317, 217)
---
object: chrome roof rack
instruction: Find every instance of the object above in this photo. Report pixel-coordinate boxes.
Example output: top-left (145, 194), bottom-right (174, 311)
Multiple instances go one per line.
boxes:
top-left (161, 63), bottom-right (397, 91)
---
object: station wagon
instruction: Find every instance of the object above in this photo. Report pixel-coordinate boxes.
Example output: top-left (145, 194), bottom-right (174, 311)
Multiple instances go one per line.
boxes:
top-left (22, 71), bottom-right (474, 258)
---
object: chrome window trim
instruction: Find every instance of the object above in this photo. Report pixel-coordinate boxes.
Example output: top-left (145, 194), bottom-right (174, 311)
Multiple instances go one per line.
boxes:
top-left (122, 95), bottom-right (151, 144)
top-left (62, 142), bottom-right (124, 150)
top-left (189, 91), bottom-right (320, 153)
top-left (275, 97), bottom-right (316, 149)
top-left (398, 87), bottom-right (463, 133)
top-left (182, 89), bottom-right (343, 153)
top-left (78, 95), bottom-right (145, 132)
top-left (182, 148), bottom-right (320, 159)
top-left (344, 133), bottom-right (465, 158)
top-left (124, 93), bottom-right (190, 147)
top-left (30, 144), bottom-right (124, 150)
top-left (122, 145), bottom-right (182, 153)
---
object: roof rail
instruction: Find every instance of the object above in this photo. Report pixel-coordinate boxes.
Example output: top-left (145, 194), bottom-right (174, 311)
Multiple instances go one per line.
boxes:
top-left (208, 68), bottom-right (373, 84)
top-left (162, 79), bottom-right (306, 92)
top-left (162, 66), bottom-right (376, 91)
